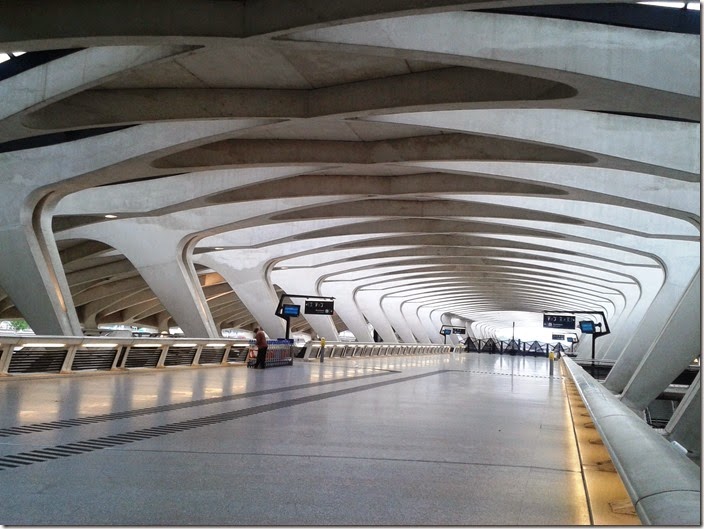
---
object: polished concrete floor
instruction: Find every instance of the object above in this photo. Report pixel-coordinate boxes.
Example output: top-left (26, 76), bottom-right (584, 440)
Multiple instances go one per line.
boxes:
top-left (0, 353), bottom-right (589, 525)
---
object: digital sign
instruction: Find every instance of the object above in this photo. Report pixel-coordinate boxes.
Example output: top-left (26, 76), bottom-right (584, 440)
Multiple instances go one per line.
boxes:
top-left (304, 300), bottom-right (334, 315)
top-left (552, 334), bottom-right (565, 341)
top-left (452, 328), bottom-right (465, 334)
top-left (579, 320), bottom-right (595, 334)
top-left (281, 304), bottom-right (300, 317)
top-left (543, 315), bottom-right (576, 329)
top-left (440, 329), bottom-right (452, 335)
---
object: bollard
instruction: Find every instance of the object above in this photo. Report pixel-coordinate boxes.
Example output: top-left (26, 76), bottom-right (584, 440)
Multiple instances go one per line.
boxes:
top-left (320, 337), bottom-right (326, 363)
top-left (548, 350), bottom-right (554, 376)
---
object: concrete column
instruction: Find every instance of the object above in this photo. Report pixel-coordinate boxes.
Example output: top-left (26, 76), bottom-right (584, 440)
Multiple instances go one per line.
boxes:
top-left (355, 289), bottom-right (398, 343)
top-left (400, 301), bottom-right (432, 342)
top-left (618, 269), bottom-right (700, 410)
top-left (68, 222), bottom-right (219, 337)
top-left (270, 268), bottom-right (339, 341)
top-left (417, 306), bottom-right (443, 343)
top-left (665, 372), bottom-right (700, 458)
top-left (381, 296), bottom-right (416, 343)
top-left (606, 264), bottom-right (700, 394)
top-left (0, 196), bottom-right (82, 335)
top-left (599, 273), bottom-right (663, 360)
top-left (199, 254), bottom-right (286, 339)
top-left (319, 282), bottom-right (373, 342)
top-left (1, 118), bottom-right (269, 335)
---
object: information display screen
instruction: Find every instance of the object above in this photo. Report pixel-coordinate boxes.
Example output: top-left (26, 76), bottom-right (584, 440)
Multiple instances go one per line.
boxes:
top-left (282, 304), bottom-right (300, 317)
top-left (543, 314), bottom-right (576, 329)
top-left (440, 329), bottom-right (452, 335)
top-left (552, 334), bottom-right (565, 341)
top-left (452, 328), bottom-right (465, 334)
top-left (579, 320), bottom-right (595, 333)
top-left (304, 300), bottom-right (334, 315)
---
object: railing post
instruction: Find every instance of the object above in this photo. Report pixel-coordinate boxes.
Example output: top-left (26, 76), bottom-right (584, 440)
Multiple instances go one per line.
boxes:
top-left (60, 345), bottom-right (79, 373)
top-left (0, 342), bottom-right (13, 375)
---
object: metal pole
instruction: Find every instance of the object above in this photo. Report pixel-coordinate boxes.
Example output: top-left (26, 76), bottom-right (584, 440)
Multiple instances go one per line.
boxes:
top-left (320, 337), bottom-right (325, 363)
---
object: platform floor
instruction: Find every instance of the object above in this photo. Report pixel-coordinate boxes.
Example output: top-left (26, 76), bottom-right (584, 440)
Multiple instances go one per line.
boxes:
top-left (0, 353), bottom-right (590, 525)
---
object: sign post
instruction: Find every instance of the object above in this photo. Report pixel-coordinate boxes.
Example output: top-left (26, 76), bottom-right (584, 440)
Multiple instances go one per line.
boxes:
top-left (275, 293), bottom-right (335, 340)
top-left (544, 311), bottom-right (610, 361)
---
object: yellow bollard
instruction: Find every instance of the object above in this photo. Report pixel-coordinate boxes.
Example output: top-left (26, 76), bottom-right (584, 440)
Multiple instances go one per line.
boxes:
top-left (548, 350), bottom-right (554, 376)
top-left (320, 337), bottom-right (326, 363)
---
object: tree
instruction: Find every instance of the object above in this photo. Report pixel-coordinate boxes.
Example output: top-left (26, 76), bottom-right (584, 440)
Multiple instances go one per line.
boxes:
top-left (9, 320), bottom-right (29, 331)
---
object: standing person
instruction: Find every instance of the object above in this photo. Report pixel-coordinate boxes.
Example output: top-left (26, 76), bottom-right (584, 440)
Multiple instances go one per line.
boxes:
top-left (254, 327), bottom-right (268, 369)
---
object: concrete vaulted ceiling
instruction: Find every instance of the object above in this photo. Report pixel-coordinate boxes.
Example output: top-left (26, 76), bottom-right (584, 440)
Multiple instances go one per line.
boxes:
top-left (0, 2), bottom-right (699, 361)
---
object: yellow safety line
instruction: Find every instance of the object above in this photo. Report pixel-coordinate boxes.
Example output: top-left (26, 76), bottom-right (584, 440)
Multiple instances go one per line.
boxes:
top-left (560, 362), bottom-right (641, 526)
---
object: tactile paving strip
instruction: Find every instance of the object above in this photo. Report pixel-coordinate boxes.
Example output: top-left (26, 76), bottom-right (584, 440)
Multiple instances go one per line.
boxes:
top-left (0, 370), bottom-right (442, 470)
top-left (448, 369), bottom-right (562, 379)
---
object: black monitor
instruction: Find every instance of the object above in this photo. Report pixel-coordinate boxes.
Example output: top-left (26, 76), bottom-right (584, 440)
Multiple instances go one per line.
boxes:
top-left (579, 320), bottom-right (595, 334)
top-left (304, 300), bottom-right (334, 315)
top-left (282, 304), bottom-right (300, 317)
top-left (543, 314), bottom-right (576, 329)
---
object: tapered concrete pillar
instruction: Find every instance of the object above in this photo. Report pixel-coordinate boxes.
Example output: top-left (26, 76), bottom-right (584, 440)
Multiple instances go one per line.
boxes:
top-left (606, 263), bottom-right (700, 394)
top-left (665, 373), bottom-right (700, 458)
top-left (417, 306), bottom-right (443, 344)
top-left (270, 268), bottom-right (339, 341)
top-left (0, 207), bottom-right (82, 335)
top-left (60, 219), bottom-right (220, 337)
top-left (381, 296), bottom-right (416, 343)
top-left (401, 302), bottom-right (432, 342)
top-left (356, 289), bottom-right (398, 343)
top-left (320, 282), bottom-right (373, 342)
top-left (618, 269), bottom-right (700, 410)
top-left (595, 282), bottom-right (654, 359)
top-left (198, 253), bottom-right (286, 339)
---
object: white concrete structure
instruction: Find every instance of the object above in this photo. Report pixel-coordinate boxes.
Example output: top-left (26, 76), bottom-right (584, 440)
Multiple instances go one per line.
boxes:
top-left (0, 2), bottom-right (699, 429)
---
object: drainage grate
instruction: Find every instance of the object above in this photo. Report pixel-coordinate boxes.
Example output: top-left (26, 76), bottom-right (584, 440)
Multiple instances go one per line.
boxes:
top-left (0, 370), bottom-right (442, 471)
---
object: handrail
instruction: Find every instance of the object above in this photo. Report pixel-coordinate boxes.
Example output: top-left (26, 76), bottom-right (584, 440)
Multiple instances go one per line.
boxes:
top-left (562, 356), bottom-right (700, 525)
top-left (303, 340), bottom-right (455, 360)
top-left (0, 335), bottom-right (252, 377)
top-left (0, 336), bottom-right (461, 377)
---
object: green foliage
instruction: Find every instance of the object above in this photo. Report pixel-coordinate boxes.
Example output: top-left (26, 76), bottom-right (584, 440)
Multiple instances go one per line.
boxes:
top-left (9, 320), bottom-right (29, 331)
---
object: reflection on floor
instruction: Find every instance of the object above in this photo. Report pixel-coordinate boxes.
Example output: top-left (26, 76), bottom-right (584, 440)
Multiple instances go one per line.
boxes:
top-left (0, 353), bottom-right (594, 525)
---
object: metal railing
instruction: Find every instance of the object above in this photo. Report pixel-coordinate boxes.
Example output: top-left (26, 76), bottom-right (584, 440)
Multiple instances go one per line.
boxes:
top-left (0, 336), bottom-right (460, 377)
top-left (302, 341), bottom-right (456, 360)
top-left (0, 336), bottom-right (252, 376)
top-left (561, 356), bottom-right (700, 525)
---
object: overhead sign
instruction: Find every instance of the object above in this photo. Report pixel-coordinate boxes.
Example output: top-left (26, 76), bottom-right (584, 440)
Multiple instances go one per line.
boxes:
top-left (552, 334), bottom-right (565, 341)
top-left (543, 315), bottom-right (575, 329)
top-left (440, 329), bottom-right (452, 335)
top-left (579, 320), bottom-right (595, 334)
top-left (304, 300), bottom-right (334, 315)
top-left (452, 328), bottom-right (465, 334)
top-left (281, 304), bottom-right (300, 317)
